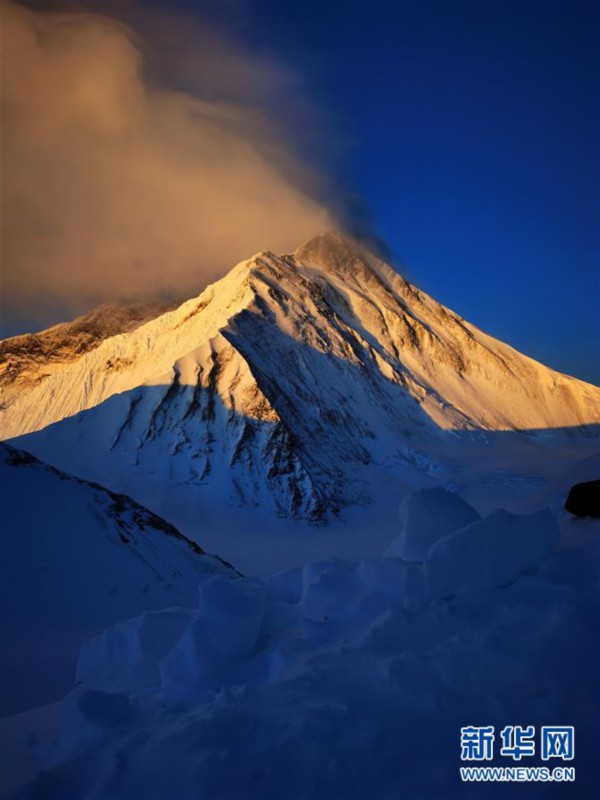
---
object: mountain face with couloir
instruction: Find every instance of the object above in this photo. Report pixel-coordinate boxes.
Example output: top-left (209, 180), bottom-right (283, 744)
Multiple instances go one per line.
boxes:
top-left (2, 231), bottom-right (599, 528)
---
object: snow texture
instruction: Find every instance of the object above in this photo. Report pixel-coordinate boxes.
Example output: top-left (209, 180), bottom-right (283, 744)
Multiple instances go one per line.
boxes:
top-left (384, 487), bottom-right (480, 559)
top-left (427, 508), bottom-right (559, 598)
top-left (17, 501), bottom-right (600, 800)
top-left (0, 443), bottom-right (237, 716)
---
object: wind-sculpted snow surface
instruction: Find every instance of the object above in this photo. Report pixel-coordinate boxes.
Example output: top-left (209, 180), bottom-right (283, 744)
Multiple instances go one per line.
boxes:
top-left (21, 506), bottom-right (600, 800)
top-left (0, 443), bottom-right (237, 715)
top-left (5, 231), bottom-right (600, 523)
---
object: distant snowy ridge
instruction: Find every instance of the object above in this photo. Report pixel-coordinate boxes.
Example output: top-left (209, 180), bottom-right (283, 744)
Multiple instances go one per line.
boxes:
top-left (3, 231), bottom-right (599, 522)
top-left (0, 300), bottom-right (173, 393)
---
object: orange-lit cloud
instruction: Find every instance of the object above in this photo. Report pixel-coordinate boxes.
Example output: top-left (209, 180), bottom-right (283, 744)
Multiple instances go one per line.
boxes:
top-left (1, 1), bottom-right (332, 331)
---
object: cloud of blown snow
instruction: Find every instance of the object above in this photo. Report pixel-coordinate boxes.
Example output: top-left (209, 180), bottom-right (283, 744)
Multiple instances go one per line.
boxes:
top-left (0, 1), bottom-right (333, 333)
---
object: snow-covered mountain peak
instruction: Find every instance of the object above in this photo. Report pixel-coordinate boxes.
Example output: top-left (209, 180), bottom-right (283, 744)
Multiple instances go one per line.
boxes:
top-left (3, 233), bottom-right (600, 524)
top-left (294, 229), bottom-right (368, 270)
top-left (292, 229), bottom-right (409, 290)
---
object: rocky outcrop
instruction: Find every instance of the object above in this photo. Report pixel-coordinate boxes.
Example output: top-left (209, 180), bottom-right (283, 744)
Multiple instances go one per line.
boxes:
top-left (565, 480), bottom-right (600, 518)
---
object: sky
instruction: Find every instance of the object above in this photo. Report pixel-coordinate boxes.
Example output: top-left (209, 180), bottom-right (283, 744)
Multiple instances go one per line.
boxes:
top-left (230, 0), bottom-right (600, 384)
top-left (2, 0), bottom-right (599, 384)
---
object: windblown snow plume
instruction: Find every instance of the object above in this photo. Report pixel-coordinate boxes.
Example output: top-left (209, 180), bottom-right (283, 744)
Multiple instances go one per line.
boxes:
top-left (1, 0), bottom-right (331, 331)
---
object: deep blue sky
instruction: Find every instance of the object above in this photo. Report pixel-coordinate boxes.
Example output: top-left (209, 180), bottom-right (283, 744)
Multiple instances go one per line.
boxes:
top-left (169, 1), bottom-right (599, 382)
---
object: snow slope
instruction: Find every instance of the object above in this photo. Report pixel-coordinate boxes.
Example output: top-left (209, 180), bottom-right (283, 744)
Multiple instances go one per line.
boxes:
top-left (19, 500), bottom-right (600, 800)
top-left (0, 443), bottom-right (237, 716)
top-left (3, 231), bottom-right (599, 525)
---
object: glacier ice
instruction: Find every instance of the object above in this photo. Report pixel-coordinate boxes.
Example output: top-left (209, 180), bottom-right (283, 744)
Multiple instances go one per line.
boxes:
top-left (21, 502), bottom-right (600, 800)
top-left (76, 608), bottom-right (194, 694)
top-left (427, 508), bottom-right (559, 599)
top-left (385, 487), bottom-right (480, 560)
top-left (160, 576), bottom-right (272, 702)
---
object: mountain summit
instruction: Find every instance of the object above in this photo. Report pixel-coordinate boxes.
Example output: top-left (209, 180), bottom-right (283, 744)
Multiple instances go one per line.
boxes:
top-left (2, 231), bottom-right (599, 524)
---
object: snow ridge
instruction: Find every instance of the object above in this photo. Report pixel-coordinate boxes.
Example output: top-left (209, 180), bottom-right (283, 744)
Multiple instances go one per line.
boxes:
top-left (0, 442), bottom-right (238, 714)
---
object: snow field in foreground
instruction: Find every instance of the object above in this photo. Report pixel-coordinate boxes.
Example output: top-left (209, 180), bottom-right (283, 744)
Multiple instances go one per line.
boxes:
top-left (22, 502), bottom-right (600, 800)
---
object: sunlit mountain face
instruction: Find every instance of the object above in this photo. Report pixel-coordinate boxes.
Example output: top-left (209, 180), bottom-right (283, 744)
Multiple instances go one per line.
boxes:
top-left (2, 232), bottom-right (598, 559)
